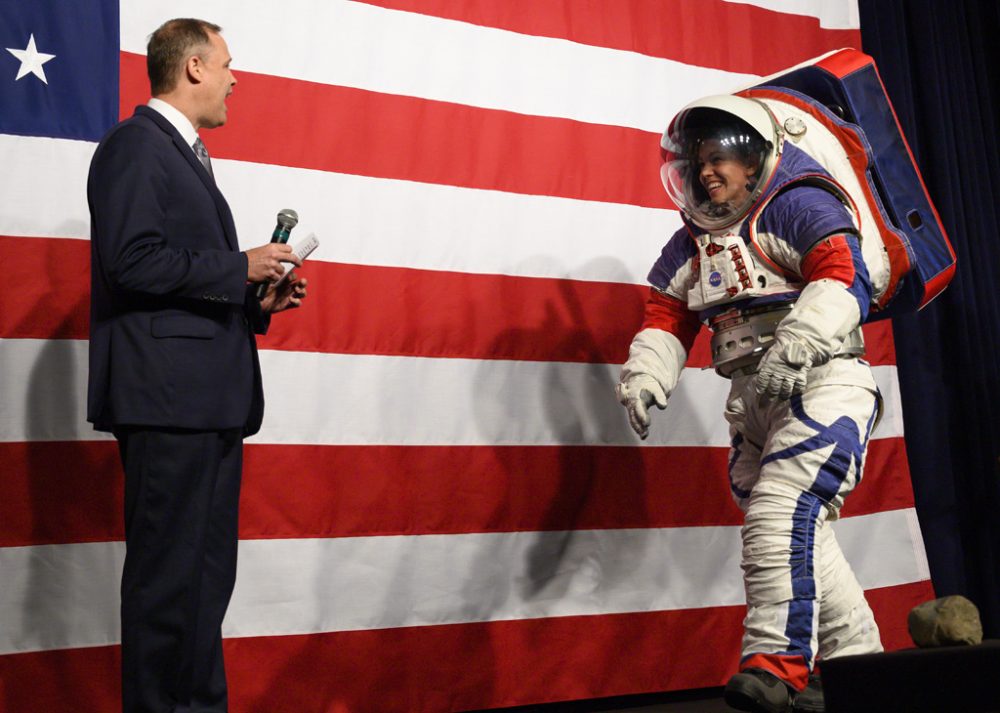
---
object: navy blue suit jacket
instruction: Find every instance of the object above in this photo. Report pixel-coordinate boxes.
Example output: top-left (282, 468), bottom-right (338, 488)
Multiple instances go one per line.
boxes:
top-left (87, 105), bottom-right (268, 436)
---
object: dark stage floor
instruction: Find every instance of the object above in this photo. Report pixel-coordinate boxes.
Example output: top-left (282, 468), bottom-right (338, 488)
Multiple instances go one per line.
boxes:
top-left (468, 687), bottom-right (732, 713)
top-left (573, 690), bottom-right (731, 713)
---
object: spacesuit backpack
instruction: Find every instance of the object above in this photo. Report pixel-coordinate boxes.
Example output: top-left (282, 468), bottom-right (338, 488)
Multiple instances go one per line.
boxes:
top-left (736, 47), bottom-right (956, 321)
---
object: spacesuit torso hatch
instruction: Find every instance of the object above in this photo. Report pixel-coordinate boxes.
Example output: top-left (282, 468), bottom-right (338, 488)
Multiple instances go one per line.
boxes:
top-left (648, 143), bottom-right (871, 377)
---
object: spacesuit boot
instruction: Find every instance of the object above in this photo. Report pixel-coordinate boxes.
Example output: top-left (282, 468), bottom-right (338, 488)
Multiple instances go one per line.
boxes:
top-left (724, 667), bottom-right (793, 713)
top-left (791, 673), bottom-right (824, 713)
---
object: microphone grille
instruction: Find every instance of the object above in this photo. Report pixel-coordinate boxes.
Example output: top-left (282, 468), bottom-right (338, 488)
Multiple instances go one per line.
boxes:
top-left (276, 208), bottom-right (299, 228)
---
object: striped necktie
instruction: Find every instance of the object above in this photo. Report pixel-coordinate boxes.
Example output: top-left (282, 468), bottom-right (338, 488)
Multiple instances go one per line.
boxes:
top-left (193, 137), bottom-right (213, 178)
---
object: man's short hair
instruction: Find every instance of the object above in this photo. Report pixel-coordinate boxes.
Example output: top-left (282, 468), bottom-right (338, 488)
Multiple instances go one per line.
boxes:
top-left (147, 18), bottom-right (222, 96)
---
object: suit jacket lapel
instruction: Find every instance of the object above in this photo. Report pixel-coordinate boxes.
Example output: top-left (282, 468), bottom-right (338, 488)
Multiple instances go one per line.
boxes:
top-left (134, 106), bottom-right (240, 252)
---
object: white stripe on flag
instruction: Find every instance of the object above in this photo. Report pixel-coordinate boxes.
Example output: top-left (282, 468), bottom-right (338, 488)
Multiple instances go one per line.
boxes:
top-left (0, 135), bottom-right (93, 240)
top-left (0, 339), bottom-right (903, 446)
top-left (120, 0), bottom-right (757, 133)
top-left (0, 134), bottom-right (677, 285)
top-left (0, 540), bottom-right (124, 654)
top-left (218, 158), bottom-right (678, 285)
top-left (0, 508), bottom-right (926, 655)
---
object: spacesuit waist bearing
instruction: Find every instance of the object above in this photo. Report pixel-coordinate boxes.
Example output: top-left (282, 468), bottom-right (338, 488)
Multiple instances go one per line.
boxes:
top-left (709, 304), bottom-right (865, 378)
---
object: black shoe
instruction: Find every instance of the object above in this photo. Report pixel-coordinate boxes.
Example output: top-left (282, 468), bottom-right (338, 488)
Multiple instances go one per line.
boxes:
top-left (724, 668), bottom-right (793, 713)
top-left (723, 668), bottom-right (792, 713)
top-left (791, 673), bottom-right (824, 713)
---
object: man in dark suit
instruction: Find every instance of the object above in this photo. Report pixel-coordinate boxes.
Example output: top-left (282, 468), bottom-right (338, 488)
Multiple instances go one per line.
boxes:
top-left (87, 18), bottom-right (306, 712)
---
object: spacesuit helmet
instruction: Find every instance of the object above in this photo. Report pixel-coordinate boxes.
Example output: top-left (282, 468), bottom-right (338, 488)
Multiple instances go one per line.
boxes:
top-left (660, 95), bottom-right (781, 231)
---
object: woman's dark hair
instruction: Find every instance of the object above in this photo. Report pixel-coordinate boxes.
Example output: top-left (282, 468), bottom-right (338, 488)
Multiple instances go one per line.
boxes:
top-left (680, 108), bottom-right (767, 167)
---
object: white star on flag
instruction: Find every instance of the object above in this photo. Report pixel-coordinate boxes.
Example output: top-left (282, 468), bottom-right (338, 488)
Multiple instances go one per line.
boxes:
top-left (6, 34), bottom-right (56, 84)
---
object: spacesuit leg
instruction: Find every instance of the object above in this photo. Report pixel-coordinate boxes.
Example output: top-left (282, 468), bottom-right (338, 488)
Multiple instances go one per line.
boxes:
top-left (737, 382), bottom-right (881, 691)
top-left (725, 384), bottom-right (764, 507)
top-left (816, 520), bottom-right (883, 660)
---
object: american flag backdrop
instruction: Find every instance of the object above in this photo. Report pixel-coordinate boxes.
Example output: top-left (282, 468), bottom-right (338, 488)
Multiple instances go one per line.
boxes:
top-left (0, 1), bottom-right (935, 711)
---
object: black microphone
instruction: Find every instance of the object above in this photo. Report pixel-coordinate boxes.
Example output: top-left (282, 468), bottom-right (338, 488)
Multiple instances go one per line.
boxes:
top-left (255, 208), bottom-right (299, 299)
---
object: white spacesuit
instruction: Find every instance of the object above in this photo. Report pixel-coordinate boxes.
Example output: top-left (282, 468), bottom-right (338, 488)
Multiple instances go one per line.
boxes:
top-left (617, 95), bottom-right (884, 713)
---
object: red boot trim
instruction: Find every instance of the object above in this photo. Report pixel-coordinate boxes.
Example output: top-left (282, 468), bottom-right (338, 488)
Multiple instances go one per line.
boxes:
top-left (741, 652), bottom-right (810, 691)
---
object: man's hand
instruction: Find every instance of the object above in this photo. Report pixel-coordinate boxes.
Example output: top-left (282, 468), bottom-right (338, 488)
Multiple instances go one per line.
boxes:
top-left (260, 273), bottom-right (308, 314)
top-left (245, 243), bottom-right (302, 283)
top-left (754, 340), bottom-right (813, 400)
top-left (616, 374), bottom-right (668, 440)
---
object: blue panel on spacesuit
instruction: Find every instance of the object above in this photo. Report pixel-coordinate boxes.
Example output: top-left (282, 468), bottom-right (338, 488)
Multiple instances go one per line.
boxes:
top-left (758, 184), bottom-right (855, 255)
top-left (647, 226), bottom-right (696, 292)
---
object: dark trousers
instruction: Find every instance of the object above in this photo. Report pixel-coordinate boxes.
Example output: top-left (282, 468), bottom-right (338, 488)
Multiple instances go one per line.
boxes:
top-left (115, 427), bottom-right (243, 713)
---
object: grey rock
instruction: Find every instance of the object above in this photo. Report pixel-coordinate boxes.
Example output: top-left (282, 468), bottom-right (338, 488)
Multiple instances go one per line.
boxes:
top-left (908, 595), bottom-right (983, 647)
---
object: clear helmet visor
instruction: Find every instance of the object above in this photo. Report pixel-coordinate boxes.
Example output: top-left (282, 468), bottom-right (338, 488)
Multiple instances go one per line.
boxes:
top-left (660, 102), bottom-right (778, 231)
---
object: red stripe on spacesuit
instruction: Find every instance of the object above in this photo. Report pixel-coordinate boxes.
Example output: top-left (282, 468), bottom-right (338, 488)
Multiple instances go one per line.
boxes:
top-left (740, 652), bottom-right (810, 691)
top-left (640, 288), bottom-right (702, 353)
top-left (800, 234), bottom-right (856, 287)
top-left (921, 262), bottom-right (957, 308)
top-left (814, 48), bottom-right (872, 78)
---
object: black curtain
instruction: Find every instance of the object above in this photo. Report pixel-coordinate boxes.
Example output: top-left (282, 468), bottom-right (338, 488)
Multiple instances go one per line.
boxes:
top-left (858, 0), bottom-right (1000, 636)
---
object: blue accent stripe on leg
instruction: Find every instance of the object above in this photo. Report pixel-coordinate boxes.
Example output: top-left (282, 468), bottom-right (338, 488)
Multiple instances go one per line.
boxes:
top-left (855, 391), bottom-right (880, 485)
top-left (782, 492), bottom-right (824, 662)
top-left (729, 432), bottom-right (752, 500)
top-left (761, 393), bottom-right (879, 502)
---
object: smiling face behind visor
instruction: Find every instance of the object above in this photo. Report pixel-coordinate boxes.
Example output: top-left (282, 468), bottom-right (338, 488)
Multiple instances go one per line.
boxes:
top-left (661, 96), bottom-right (780, 232)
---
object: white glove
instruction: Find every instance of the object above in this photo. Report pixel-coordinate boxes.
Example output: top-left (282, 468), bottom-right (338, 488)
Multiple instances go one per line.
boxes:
top-left (754, 277), bottom-right (864, 400)
top-left (616, 374), bottom-right (668, 439)
top-left (754, 339), bottom-right (813, 400)
top-left (617, 327), bottom-right (688, 440)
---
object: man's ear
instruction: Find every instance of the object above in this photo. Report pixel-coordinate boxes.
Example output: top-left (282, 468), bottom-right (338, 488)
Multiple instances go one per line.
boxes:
top-left (185, 54), bottom-right (204, 84)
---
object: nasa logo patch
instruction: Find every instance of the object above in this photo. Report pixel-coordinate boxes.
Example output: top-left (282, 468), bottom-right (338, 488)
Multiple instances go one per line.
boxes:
top-left (709, 271), bottom-right (722, 287)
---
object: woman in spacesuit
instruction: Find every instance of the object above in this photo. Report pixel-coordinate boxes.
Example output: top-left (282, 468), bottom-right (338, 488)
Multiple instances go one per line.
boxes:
top-left (616, 95), bottom-right (884, 713)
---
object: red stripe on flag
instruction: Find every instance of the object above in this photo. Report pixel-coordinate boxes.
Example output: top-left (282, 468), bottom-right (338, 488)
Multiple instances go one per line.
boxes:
top-left (0, 580), bottom-right (931, 713)
top-left (239, 443), bottom-right (746, 539)
top-left (0, 235), bottom-right (91, 340)
top-left (2, 236), bottom-right (896, 367)
top-left (0, 441), bottom-right (124, 547)
top-left (864, 579), bottom-right (937, 656)
top-left (257, 261), bottom-right (649, 362)
top-left (0, 438), bottom-right (913, 547)
top-left (225, 608), bottom-right (747, 712)
top-left (3, 235), bottom-right (649, 363)
top-left (242, 439), bottom-right (913, 540)
top-left (860, 319), bottom-right (896, 365)
top-left (118, 53), bottom-right (669, 209)
top-left (357, 0), bottom-right (861, 76)
top-left (840, 436), bottom-right (915, 517)
top-left (0, 645), bottom-right (120, 713)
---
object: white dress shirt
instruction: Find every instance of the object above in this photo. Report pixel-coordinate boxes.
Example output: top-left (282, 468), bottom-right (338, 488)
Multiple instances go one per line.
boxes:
top-left (147, 97), bottom-right (200, 155)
